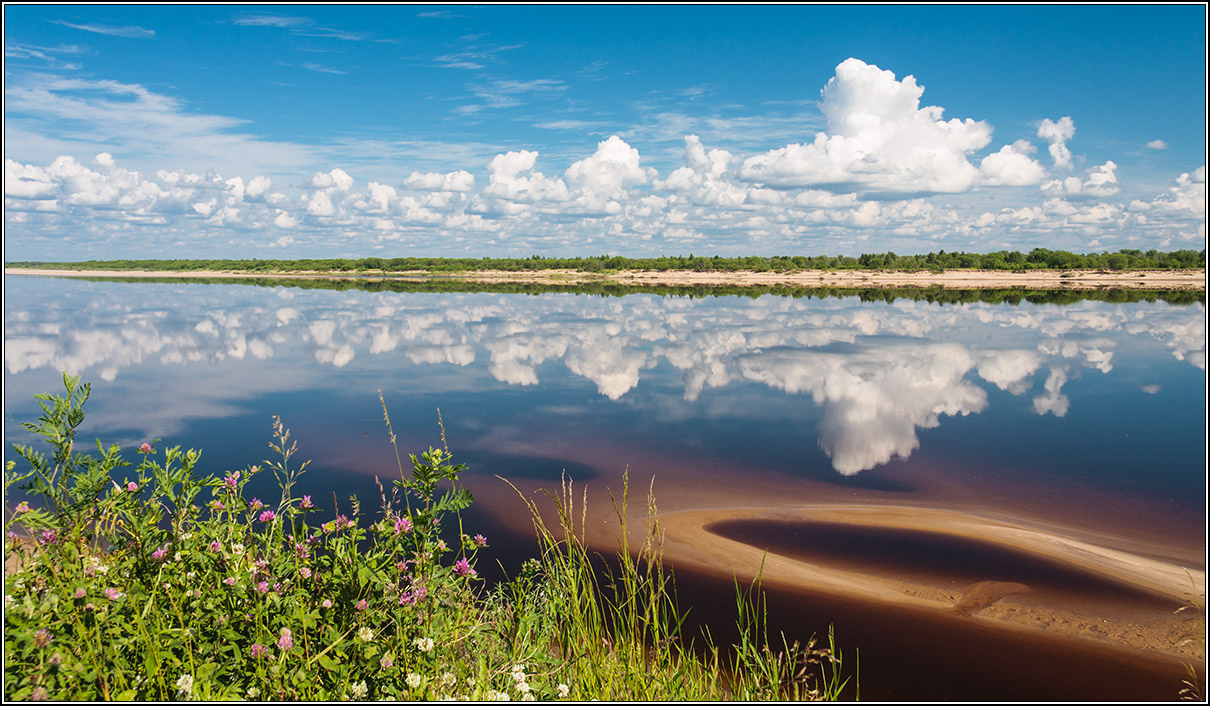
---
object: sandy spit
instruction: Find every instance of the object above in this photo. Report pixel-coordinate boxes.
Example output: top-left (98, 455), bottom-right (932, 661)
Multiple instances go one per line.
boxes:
top-left (5, 267), bottom-right (1206, 290)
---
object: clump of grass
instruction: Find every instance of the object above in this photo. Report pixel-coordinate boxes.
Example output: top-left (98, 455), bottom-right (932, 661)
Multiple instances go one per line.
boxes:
top-left (500, 471), bottom-right (854, 700)
top-left (4, 372), bottom-right (853, 701)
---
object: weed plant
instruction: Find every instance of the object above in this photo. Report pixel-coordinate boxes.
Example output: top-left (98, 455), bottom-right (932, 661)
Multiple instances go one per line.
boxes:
top-left (4, 373), bottom-right (853, 701)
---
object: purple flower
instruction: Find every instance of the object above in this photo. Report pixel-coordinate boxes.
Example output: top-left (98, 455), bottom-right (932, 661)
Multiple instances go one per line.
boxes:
top-left (152, 546), bottom-right (167, 561)
top-left (299, 567), bottom-right (312, 579)
top-left (209, 540), bottom-right (222, 552)
top-left (125, 481), bottom-right (139, 492)
top-left (334, 514), bottom-right (351, 530)
top-left (321, 599), bottom-right (332, 609)
top-left (38, 529), bottom-right (57, 545)
top-left (249, 498), bottom-right (264, 511)
top-left (393, 516), bottom-right (413, 535)
top-left (257, 581), bottom-right (269, 594)
top-left (277, 627), bottom-right (293, 651)
top-left (300, 495), bottom-right (313, 509)
top-left (223, 471), bottom-right (240, 491)
top-left (398, 583), bottom-right (427, 607)
top-left (258, 510), bottom-right (276, 523)
top-left (453, 558), bottom-right (477, 578)
top-left (210, 500), bottom-right (226, 511)
top-left (380, 655), bottom-right (393, 669)
top-left (105, 587), bottom-right (122, 600)
top-left (139, 443), bottom-right (152, 454)
top-left (294, 542), bottom-right (309, 560)
top-left (73, 588), bottom-right (86, 599)
top-left (250, 643), bottom-right (269, 659)
top-left (223, 577), bottom-right (237, 586)
top-left (31, 687), bottom-right (47, 701)
top-left (34, 629), bottom-right (51, 649)
top-left (15, 502), bottom-right (30, 514)
top-left (473, 534), bottom-right (488, 547)
top-left (355, 599), bottom-right (368, 611)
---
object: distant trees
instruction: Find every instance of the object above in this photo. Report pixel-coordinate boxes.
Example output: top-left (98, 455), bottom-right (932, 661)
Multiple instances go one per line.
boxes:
top-left (7, 248), bottom-right (1204, 274)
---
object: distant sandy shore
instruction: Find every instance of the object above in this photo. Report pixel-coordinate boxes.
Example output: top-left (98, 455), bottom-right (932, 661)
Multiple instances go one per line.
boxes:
top-left (5, 267), bottom-right (1205, 290)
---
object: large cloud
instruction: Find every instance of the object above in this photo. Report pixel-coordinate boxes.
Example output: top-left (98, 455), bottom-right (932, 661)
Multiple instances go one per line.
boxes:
top-left (739, 58), bottom-right (992, 194)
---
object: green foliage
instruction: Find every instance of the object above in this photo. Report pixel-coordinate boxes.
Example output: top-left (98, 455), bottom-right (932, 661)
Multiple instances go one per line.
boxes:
top-left (5, 377), bottom-right (854, 701)
top-left (8, 247), bottom-right (1206, 275)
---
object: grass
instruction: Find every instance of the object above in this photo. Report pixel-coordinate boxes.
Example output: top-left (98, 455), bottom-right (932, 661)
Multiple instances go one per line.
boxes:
top-left (4, 372), bottom-right (855, 701)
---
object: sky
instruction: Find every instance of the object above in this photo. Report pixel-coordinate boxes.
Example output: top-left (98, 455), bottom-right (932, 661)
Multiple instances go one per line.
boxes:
top-left (3, 4), bottom-right (1207, 260)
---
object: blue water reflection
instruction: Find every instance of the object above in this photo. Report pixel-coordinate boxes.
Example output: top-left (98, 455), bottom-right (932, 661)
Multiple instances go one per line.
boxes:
top-left (4, 275), bottom-right (1205, 506)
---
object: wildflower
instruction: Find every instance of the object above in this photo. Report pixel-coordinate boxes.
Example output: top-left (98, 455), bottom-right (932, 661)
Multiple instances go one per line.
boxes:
top-left (34, 629), bottom-right (51, 648)
top-left (258, 510), bottom-right (276, 523)
top-left (441, 672), bottom-right (456, 687)
top-left (73, 588), bottom-right (86, 599)
top-left (334, 514), bottom-right (351, 530)
top-left (299, 566), bottom-right (312, 579)
top-left (139, 443), bottom-right (152, 454)
top-left (31, 687), bottom-right (48, 701)
top-left (294, 542), bottom-right (309, 560)
top-left (277, 627), bottom-right (293, 651)
top-left (437, 539), bottom-right (448, 551)
top-left (321, 599), bottom-right (332, 609)
top-left (394, 516), bottom-right (412, 534)
top-left (105, 587), bottom-right (122, 601)
top-left (249, 498), bottom-right (264, 511)
top-left (486, 690), bottom-right (511, 701)
top-left (514, 681), bottom-right (531, 695)
top-left (414, 636), bottom-right (434, 653)
top-left (15, 502), bottom-right (30, 514)
top-left (521, 695), bottom-right (535, 702)
top-left (453, 558), bottom-right (476, 578)
top-left (473, 534), bottom-right (487, 547)
top-left (223, 577), bottom-right (237, 587)
top-left (176, 674), bottom-right (194, 699)
top-left (250, 643), bottom-right (269, 659)
top-left (38, 529), bottom-right (57, 545)
top-left (355, 599), bottom-right (368, 611)
top-left (257, 581), bottom-right (269, 594)
top-left (380, 655), bottom-right (393, 669)
top-left (358, 626), bottom-right (374, 642)
top-left (48, 652), bottom-right (62, 667)
top-left (557, 684), bottom-right (570, 698)
top-left (125, 481), bottom-right (139, 492)
top-left (406, 673), bottom-right (422, 689)
top-left (246, 687), bottom-right (260, 699)
top-left (84, 602), bottom-right (95, 611)
top-left (300, 495), bottom-right (314, 509)
top-left (223, 471), bottom-right (239, 491)
top-left (209, 540), bottom-right (222, 552)
top-left (349, 680), bottom-right (368, 700)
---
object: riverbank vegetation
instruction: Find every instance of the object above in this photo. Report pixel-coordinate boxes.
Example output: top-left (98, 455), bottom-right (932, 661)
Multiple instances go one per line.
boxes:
top-left (6, 247), bottom-right (1205, 275)
top-left (4, 374), bottom-right (854, 701)
top-left (57, 274), bottom-right (1208, 305)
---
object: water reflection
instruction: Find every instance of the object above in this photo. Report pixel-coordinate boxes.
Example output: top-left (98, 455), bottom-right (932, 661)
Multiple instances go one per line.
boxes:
top-left (4, 276), bottom-right (1205, 475)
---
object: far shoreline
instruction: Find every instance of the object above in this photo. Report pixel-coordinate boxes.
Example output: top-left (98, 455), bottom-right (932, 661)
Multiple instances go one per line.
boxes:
top-left (5, 266), bottom-right (1206, 291)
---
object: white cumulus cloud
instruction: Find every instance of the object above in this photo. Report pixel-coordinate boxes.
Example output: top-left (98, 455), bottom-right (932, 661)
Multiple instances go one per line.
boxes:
top-left (739, 58), bottom-right (992, 194)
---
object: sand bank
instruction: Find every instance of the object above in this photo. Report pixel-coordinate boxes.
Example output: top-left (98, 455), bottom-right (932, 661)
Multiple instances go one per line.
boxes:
top-left (646, 503), bottom-right (1204, 663)
top-left (5, 267), bottom-right (1205, 290)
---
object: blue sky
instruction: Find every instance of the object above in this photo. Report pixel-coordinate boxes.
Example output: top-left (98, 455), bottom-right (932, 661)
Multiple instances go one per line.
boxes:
top-left (4, 5), bottom-right (1206, 260)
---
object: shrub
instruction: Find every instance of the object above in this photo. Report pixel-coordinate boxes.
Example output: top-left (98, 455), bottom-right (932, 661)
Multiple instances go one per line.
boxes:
top-left (5, 373), bottom-right (853, 701)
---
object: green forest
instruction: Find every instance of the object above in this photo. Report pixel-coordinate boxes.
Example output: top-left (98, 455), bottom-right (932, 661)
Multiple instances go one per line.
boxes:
top-left (7, 248), bottom-right (1206, 274)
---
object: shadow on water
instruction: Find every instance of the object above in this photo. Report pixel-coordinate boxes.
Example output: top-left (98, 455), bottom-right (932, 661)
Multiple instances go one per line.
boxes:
top-left (704, 519), bottom-right (1186, 609)
top-left (666, 562), bottom-right (1195, 701)
top-left (460, 452), bottom-right (600, 482)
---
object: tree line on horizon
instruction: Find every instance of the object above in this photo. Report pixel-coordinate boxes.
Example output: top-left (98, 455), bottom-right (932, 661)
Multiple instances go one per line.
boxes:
top-left (7, 247), bottom-right (1205, 274)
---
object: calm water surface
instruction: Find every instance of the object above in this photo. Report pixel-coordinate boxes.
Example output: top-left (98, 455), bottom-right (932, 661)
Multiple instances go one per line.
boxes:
top-left (4, 275), bottom-right (1206, 699)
